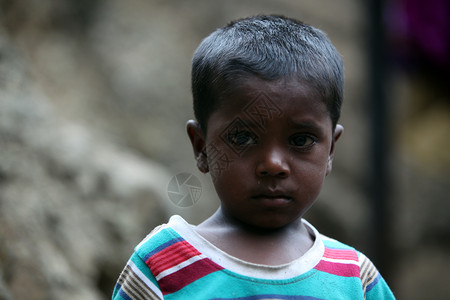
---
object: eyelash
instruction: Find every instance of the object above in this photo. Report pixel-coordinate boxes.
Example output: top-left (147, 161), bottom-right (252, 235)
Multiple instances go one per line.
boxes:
top-left (227, 130), bottom-right (317, 151)
top-left (227, 130), bottom-right (258, 146)
top-left (288, 134), bottom-right (317, 151)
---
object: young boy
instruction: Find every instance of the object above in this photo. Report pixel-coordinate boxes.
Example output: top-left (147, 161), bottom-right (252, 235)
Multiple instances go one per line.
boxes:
top-left (112, 15), bottom-right (395, 299)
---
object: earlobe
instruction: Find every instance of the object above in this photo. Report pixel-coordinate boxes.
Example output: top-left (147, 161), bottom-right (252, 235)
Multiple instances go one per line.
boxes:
top-left (326, 124), bottom-right (344, 176)
top-left (186, 120), bottom-right (209, 173)
top-left (196, 152), bottom-right (209, 173)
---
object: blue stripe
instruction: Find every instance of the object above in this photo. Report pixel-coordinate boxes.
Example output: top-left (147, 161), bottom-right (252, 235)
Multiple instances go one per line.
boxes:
top-left (212, 295), bottom-right (323, 300)
top-left (366, 273), bottom-right (381, 293)
top-left (322, 240), bottom-right (354, 251)
top-left (142, 236), bottom-right (184, 261)
top-left (118, 287), bottom-right (133, 300)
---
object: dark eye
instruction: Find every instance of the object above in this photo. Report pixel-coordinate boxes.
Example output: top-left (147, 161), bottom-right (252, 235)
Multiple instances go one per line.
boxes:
top-left (227, 130), bottom-right (258, 146)
top-left (289, 134), bottom-right (316, 148)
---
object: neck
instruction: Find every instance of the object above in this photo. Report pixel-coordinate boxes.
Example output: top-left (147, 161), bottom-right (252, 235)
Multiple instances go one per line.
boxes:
top-left (199, 207), bottom-right (305, 239)
top-left (195, 207), bottom-right (314, 265)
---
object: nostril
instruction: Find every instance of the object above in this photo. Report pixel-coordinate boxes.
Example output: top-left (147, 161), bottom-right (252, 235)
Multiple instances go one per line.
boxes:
top-left (258, 169), bottom-right (288, 178)
top-left (276, 171), bottom-right (288, 178)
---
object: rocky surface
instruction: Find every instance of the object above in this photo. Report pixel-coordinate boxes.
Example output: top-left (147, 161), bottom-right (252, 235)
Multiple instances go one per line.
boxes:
top-left (0, 30), bottom-right (175, 299)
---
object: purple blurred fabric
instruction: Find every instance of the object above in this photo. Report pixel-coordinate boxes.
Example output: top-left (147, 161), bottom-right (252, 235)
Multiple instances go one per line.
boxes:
top-left (386, 0), bottom-right (450, 75)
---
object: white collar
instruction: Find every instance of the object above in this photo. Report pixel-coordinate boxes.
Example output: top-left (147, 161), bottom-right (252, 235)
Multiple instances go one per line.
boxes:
top-left (167, 215), bottom-right (325, 280)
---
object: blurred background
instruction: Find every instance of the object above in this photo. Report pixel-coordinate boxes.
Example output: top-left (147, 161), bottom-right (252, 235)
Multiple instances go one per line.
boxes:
top-left (0, 0), bottom-right (448, 299)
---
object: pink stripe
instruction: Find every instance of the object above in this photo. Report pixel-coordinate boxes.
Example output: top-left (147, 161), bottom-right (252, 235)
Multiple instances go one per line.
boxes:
top-left (323, 247), bottom-right (359, 261)
top-left (147, 241), bottom-right (201, 276)
top-left (157, 258), bottom-right (223, 295)
top-left (314, 260), bottom-right (360, 277)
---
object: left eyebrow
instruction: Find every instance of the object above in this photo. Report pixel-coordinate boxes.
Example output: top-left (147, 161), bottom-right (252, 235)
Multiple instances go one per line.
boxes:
top-left (231, 117), bottom-right (261, 129)
top-left (288, 120), bottom-right (324, 133)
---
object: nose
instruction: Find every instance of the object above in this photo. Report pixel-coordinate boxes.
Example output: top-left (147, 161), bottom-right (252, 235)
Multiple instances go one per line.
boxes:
top-left (255, 147), bottom-right (290, 178)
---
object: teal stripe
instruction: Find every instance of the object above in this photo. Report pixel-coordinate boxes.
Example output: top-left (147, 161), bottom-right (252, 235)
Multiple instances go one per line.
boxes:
top-left (365, 275), bottom-right (396, 299)
top-left (165, 268), bottom-right (364, 299)
top-left (135, 228), bottom-right (181, 258)
top-left (322, 238), bottom-right (354, 250)
top-left (212, 295), bottom-right (323, 299)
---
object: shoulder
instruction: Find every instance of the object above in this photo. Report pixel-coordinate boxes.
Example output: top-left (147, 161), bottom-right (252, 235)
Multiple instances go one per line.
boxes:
top-left (113, 216), bottom-right (197, 300)
top-left (134, 215), bottom-right (187, 260)
top-left (112, 218), bottom-right (184, 300)
top-left (357, 252), bottom-right (395, 299)
top-left (317, 233), bottom-right (395, 299)
top-left (314, 233), bottom-right (361, 278)
top-left (319, 233), bottom-right (356, 250)
top-left (317, 233), bottom-right (374, 279)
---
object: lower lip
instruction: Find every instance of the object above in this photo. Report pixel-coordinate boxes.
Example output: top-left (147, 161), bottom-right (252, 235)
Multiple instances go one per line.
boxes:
top-left (253, 197), bottom-right (291, 207)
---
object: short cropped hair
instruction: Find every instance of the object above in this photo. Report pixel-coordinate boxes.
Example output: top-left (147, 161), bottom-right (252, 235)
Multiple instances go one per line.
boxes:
top-left (191, 15), bottom-right (344, 132)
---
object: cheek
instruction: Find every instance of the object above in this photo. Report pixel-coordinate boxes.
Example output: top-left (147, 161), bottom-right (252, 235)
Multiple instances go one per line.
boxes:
top-left (209, 159), bottom-right (248, 200)
top-left (204, 143), bottom-right (236, 179)
top-left (295, 153), bottom-right (328, 175)
top-left (294, 162), bottom-right (328, 196)
top-left (210, 159), bottom-right (243, 185)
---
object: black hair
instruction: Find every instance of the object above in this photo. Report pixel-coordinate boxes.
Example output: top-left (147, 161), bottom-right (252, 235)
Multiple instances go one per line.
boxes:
top-left (191, 15), bottom-right (344, 132)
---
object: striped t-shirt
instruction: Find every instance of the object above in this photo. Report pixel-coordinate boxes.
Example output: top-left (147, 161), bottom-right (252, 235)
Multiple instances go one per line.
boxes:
top-left (112, 215), bottom-right (395, 299)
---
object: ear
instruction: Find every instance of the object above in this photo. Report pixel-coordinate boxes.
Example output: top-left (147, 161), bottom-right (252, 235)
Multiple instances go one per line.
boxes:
top-left (326, 124), bottom-right (344, 176)
top-left (186, 120), bottom-right (209, 173)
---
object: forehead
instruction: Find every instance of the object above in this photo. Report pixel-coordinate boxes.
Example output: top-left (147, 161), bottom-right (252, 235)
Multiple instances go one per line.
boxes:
top-left (214, 76), bottom-right (330, 123)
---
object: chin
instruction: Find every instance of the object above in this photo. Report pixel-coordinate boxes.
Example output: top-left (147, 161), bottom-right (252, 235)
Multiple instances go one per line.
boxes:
top-left (243, 216), bottom-right (296, 231)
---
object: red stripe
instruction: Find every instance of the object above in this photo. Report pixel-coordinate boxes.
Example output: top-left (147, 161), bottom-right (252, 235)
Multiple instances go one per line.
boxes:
top-left (152, 245), bottom-right (200, 272)
top-left (157, 258), bottom-right (223, 295)
top-left (151, 251), bottom-right (197, 276)
top-left (146, 240), bottom-right (201, 276)
top-left (323, 247), bottom-right (359, 261)
top-left (314, 260), bottom-right (360, 277)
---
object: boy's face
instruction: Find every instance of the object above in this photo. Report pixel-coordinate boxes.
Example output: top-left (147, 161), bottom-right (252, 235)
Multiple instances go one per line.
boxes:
top-left (187, 77), bottom-right (343, 230)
